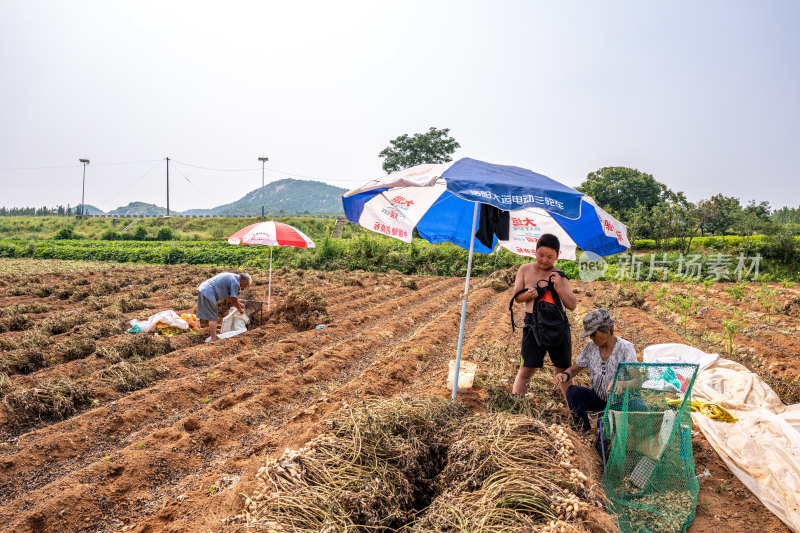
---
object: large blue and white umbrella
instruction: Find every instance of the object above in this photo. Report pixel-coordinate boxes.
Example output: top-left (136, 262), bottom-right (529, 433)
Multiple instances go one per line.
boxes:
top-left (342, 157), bottom-right (630, 398)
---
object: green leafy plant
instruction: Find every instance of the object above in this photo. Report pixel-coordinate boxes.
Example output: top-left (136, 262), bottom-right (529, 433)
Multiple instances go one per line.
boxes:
top-left (727, 282), bottom-right (747, 301)
top-left (156, 227), bottom-right (175, 241)
top-left (671, 292), bottom-right (700, 332)
top-left (722, 311), bottom-right (742, 355)
top-left (54, 226), bottom-right (76, 240)
top-left (756, 284), bottom-right (778, 325)
top-left (654, 286), bottom-right (669, 306)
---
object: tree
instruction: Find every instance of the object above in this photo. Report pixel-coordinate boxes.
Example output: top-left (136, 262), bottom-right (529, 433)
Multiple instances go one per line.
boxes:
top-left (734, 200), bottom-right (772, 254)
top-left (378, 127), bottom-right (460, 173)
top-left (577, 167), bottom-right (667, 219)
top-left (772, 205), bottom-right (800, 225)
top-left (697, 194), bottom-right (742, 235)
top-left (743, 200), bottom-right (771, 223)
top-left (665, 193), bottom-right (702, 254)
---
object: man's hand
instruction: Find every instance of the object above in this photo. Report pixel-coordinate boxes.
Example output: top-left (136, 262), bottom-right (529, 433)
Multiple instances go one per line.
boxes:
top-left (229, 296), bottom-right (245, 315)
top-left (555, 372), bottom-right (570, 385)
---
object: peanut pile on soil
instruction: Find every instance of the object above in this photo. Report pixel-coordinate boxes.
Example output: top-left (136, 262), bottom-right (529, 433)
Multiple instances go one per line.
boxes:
top-left (222, 396), bottom-right (616, 533)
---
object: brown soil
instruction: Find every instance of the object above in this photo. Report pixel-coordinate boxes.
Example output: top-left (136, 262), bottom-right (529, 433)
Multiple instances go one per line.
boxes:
top-left (0, 261), bottom-right (796, 532)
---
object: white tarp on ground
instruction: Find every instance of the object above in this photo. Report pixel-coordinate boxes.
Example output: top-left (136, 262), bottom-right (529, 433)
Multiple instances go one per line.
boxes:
top-left (644, 344), bottom-right (800, 532)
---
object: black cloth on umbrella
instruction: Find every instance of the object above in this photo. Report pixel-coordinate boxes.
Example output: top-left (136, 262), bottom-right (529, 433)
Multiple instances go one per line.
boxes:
top-left (475, 204), bottom-right (510, 249)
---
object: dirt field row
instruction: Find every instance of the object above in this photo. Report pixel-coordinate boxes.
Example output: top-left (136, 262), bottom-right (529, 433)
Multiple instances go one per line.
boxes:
top-left (0, 259), bottom-right (797, 532)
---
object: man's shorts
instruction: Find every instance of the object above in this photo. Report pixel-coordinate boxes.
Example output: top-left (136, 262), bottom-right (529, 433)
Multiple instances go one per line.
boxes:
top-left (196, 293), bottom-right (218, 321)
top-left (521, 312), bottom-right (572, 369)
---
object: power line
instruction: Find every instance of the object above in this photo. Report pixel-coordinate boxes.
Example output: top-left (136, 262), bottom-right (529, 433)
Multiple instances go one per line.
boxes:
top-left (0, 159), bottom-right (162, 171)
top-left (0, 164), bottom-right (82, 171)
top-left (93, 159), bottom-right (163, 167)
top-left (96, 160), bottom-right (163, 205)
top-left (168, 160), bottom-right (331, 183)
top-left (171, 165), bottom-right (220, 207)
top-left (170, 160), bottom-right (260, 172)
top-left (2, 158), bottom-right (370, 207)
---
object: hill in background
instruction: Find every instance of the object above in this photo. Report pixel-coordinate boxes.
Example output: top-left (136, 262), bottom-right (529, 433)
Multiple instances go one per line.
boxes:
top-left (107, 202), bottom-right (168, 217)
top-left (75, 204), bottom-right (105, 215)
top-left (182, 178), bottom-right (346, 216)
top-left (62, 179), bottom-right (347, 217)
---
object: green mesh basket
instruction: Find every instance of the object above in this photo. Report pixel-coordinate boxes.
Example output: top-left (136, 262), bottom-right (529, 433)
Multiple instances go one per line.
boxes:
top-left (602, 362), bottom-right (700, 533)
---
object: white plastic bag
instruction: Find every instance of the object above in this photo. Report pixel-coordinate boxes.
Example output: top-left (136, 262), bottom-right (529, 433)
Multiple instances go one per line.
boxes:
top-left (129, 310), bottom-right (189, 334)
top-left (205, 308), bottom-right (251, 341)
top-left (221, 307), bottom-right (249, 333)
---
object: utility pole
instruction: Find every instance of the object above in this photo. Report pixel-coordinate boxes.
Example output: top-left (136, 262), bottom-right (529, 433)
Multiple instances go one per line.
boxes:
top-left (258, 156), bottom-right (269, 218)
top-left (79, 159), bottom-right (90, 216)
top-left (165, 157), bottom-right (170, 217)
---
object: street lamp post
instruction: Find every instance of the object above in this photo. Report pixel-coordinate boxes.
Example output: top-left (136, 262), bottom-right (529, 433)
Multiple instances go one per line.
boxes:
top-left (79, 159), bottom-right (90, 216)
top-left (258, 157), bottom-right (269, 218)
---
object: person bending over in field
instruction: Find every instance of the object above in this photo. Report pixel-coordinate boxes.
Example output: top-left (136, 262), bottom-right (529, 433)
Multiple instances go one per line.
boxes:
top-left (512, 233), bottom-right (577, 395)
top-left (555, 308), bottom-right (640, 431)
top-left (196, 272), bottom-right (251, 342)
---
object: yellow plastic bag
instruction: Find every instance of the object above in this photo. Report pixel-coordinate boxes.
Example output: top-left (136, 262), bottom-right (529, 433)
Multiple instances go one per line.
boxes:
top-left (157, 325), bottom-right (184, 337)
top-left (666, 398), bottom-right (738, 423)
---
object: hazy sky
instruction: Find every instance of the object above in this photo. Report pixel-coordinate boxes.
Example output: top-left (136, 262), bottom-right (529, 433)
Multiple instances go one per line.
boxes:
top-left (1, 0), bottom-right (798, 213)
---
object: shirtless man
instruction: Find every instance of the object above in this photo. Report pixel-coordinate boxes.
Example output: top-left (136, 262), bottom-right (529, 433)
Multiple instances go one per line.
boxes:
top-left (512, 233), bottom-right (577, 395)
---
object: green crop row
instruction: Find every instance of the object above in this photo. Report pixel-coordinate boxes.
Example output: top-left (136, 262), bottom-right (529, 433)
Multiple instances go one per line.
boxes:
top-left (631, 234), bottom-right (800, 251)
top-left (0, 236), bottom-right (796, 281)
top-left (0, 216), bottom-right (334, 242)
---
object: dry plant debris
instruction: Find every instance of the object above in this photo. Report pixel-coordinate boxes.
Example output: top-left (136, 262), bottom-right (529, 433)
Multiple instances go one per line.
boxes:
top-left (222, 397), bottom-right (616, 533)
top-left (3, 377), bottom-right (90, 424)
top-left (58, 337), bottom-right (96, 361)
top-left (39, 310), bottom-right (88, 335)
top-left (98, 359), bottom-right (162, 392)
top-left (272, 289), bottom-right (330, 330)
top-left (114, 334), bottom-right (172, 360)
top-left (0, 371), bottom-right (13, 397)
top-left (479, 267), bottom-right (516, 292)
top-left (0, 313), bottom-right (33, 333)
top-left (593, 285), bottom-right (646, 309)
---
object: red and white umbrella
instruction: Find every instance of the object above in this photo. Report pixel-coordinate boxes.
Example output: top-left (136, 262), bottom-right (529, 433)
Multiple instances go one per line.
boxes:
top-left (228, 221), bottom-right (315, 311)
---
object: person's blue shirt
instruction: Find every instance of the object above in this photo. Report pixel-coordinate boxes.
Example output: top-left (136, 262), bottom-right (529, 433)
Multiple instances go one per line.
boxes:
top-left (198, 273), bottom-right (240, 302)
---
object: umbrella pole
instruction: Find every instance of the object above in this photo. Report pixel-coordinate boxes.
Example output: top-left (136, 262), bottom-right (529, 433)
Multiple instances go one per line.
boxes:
top-left (452, 202), bottom-right (479, 401)
top-left (268, 246), bottom-right (273, 312)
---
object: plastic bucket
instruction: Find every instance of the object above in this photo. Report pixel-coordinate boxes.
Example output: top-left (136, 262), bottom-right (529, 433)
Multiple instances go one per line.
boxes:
top-left (447, 360), bottom-right (477, 391)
